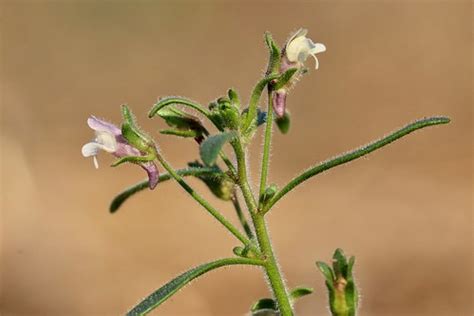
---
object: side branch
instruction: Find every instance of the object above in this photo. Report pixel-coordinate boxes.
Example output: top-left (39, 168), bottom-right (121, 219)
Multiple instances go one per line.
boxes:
top-left (262, 116), bottom-right (450, 214)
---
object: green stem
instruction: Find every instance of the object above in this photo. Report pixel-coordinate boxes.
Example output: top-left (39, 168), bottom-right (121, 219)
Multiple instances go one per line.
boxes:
top-left (155, 153), bottom-right (254, 249)
top-left (262, 116), bottom-right (450, 214)
top-left (110, 166), bottom-right (222, 213)
top-left (231, 194), bottom-right (254, 239)
top-left (232, 139), bottom-right (258, 211)
top-left (253, 213), bottom-right (293, 316)
top-left (259, 89), bottom-right (274, 204)
top-left (232, 138), bottom-right (293, 316)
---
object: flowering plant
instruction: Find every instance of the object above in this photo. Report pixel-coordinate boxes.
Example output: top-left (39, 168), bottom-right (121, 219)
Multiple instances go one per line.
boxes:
top-left (82, 28), bottom-right (449, 316)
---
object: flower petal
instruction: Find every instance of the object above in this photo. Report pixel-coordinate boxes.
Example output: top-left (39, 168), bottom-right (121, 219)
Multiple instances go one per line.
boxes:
top-left (87, 116), bottom-right (121, 136)
top-left (311, 43), bottom-right (326, 54)
top-left (81, 142), bottom-right (101, 157)
top-left (140, 162), bottom-right (159, 189)
top-left (95, 131), bottom-right (118, 152)
top-left (273, 90), bottom-right (287, 118)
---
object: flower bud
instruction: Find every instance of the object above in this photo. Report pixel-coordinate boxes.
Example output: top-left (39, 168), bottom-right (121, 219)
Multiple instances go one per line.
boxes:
top-left (188, 161), bottom-right (235, 200)
top-left (316, 248), bottom-right (359, 316)
top-left (275, 110), bottom-right (291, 134)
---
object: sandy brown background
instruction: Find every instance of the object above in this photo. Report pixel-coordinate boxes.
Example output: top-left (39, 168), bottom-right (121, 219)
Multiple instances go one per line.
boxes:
top-left (1, 1), bottom-right (472, 315)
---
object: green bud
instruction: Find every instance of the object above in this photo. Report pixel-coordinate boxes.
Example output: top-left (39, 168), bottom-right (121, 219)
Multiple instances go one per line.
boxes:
top-left (275, 111), bottom-right (291, 134)
top-left (187, 161), bottom-right (235, 200)
top-left (259, 184), bottom-right (278, 205)
top-left (316, 248), bottom-right (359, 316)
top-left (227, 88), bottom-right (240, 108)
top-left (217, 100), bottom-right (240, 130)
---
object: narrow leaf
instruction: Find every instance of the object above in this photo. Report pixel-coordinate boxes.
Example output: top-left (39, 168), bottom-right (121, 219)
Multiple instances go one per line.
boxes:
top-left (289, 286), bottom-right (314, 301)
top-left (110, 167), bottom-right (220, 213)
top-left (127, 257), bottom-right (263, 316)
top-left (332, 248), bottom-right (348, 278)
top-left (316, 261), bottom-right (335, 289)
top-left (242, 74), bottom-right (279, 134)
top-left (149, 96), bottom-right (211, 118)
top-left (274, 68), bottom-right (298, 90)
top-left (251, 298), bottom-right (277, 312)
top-left (263, 116), bottom-right (451, 214)
top-left (200, 132), bottom-right (235, 166)
top-left (264, 31), bottom-right (281, 75)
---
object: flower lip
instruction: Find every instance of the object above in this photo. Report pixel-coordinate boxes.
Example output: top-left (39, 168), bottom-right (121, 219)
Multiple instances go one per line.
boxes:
top-left (285, 28), bottom-right (326, 69)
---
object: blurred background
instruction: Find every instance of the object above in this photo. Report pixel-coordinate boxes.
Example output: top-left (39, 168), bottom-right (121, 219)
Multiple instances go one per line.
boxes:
top-left (1, 1), bottom-right (472, 315)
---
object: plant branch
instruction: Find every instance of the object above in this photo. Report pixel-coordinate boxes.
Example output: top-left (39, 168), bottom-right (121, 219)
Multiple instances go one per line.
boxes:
top-left (231, 193), bottom-right (254, 239)
top-left (155, 153), bottom-right (254, 249)
top-left (262, 116), bottom-right (450, 214)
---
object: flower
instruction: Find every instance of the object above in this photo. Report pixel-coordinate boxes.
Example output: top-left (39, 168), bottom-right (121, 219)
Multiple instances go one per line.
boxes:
top-left (81, 116), bottom-right (159, 189)
top-left (282, 28), bottom-right (326, 70)
top-left (273, 28), bottom-right (326, 118)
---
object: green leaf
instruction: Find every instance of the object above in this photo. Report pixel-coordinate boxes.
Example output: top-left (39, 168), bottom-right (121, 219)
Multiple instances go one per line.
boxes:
top-left (347, 256), bottom-right (356, 280)
top-left (149, 96), bottom-right (210, 118)
top-left (289, 286), bottom-right (314, 302)
top-left (262, 116), bottom-right (450, 214)
top-left (264, 31), bottom-right (281, 76)
top-left (199, 132), bottom-right (235, 166)
top-left (332, 248), bottom-right (348, 279)
top-left (316, 261), bottom-right (335, 289)
top-left (157, 106), bottom-right (206, 132)
top-left (274, 68), bottom-right (298, 91)
top-left (127, 257), bottom-right (263, 316)
top-left (275, 111), bottom-right (291, 134)
top-left (242, 74), bottom-right (279, 135)
top-left (109, 167), bottom-right (221, 213)
top-left (251, 298), bottom-right (277, 313)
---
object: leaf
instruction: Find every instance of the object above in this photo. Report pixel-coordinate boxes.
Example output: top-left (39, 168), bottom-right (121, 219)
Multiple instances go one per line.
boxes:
top-left (127, 257), bottom-right (262, 316)
top-left (262, 116), bottom-right (450, 214)
top-left (160, 129), bottom-right (199, 138)
top-left (274, 68), bottom-right (298, 90)
top-left (264, 31), bottom-right (281, 75)
top-left (242, 74), bottom-right (279, 135)
top-left (332, 248), bottom-right (348, 279)
top-left (289, 286), bottom-right (313, 302)
top-left (149, 96), bottom-right (210, 118)
top-left (251, 298), bottom-right (277, 313)
top-left (109, 167), bottom-right (220, 213)
top-left (316, 261), bottom-right (335, 290)
top-left (199, 132), bottom-right (235, 166)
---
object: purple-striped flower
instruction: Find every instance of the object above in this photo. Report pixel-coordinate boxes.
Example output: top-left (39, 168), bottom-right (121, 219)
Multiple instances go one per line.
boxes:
top-left (81, 116), bottom-right (159, 189)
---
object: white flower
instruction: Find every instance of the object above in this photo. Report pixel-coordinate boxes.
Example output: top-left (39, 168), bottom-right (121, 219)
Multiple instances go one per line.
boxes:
top-left (284, 28), bottom-right (326, 69)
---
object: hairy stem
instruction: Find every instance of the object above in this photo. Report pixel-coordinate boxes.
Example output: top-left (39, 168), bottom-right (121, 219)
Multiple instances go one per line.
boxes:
top-left (262, 116), bottom-right (450, 214)
top-left (231, 194), bottom-right (254, 239)
top-left (155, 153), bottom-right (254, 249)
top-left (259, 89), bottom-right (274, 205)
top-left (232, 138), bottom-right (293, 315)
